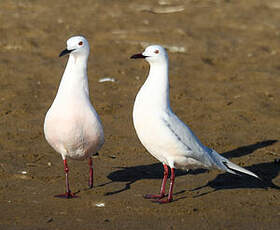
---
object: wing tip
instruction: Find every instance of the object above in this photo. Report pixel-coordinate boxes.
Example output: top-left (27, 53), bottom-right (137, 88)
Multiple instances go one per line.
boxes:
top-left (222, 161), bottom-right (261, 180)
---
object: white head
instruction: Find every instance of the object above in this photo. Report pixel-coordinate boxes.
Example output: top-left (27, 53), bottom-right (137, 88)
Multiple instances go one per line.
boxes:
top-left (130, 45), bottom-right (168, 65)
top-left (59, 35), bottom-right (90, 58)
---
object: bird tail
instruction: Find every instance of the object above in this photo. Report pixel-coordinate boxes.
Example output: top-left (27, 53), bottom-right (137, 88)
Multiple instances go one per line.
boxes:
top-left (209, 149), bottom-right (260, 179)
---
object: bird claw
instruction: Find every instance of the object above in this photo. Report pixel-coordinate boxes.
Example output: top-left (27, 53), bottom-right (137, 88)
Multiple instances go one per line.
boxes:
top-left (54, 191), bottom-right (78, 199)
top-left (144, 194), bottom-right (165, 199)
top-left (152, 198), bottom-right (173, 204)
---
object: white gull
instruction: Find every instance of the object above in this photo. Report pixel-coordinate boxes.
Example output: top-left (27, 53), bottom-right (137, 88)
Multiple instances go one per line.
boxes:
top-left (44, 35), bottom-right (104, 198)
top-left (131, 45), bottom-right (259, 203)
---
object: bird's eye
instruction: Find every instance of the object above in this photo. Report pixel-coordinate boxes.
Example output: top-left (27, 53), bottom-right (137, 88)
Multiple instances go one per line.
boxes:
top-left (154, 50), bottom-right (159, 54)
top-left (79, 41), bottom-right (83, 46)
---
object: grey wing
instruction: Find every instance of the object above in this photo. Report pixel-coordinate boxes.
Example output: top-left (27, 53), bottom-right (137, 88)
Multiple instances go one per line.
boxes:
top-left (163, 111), bottom-right (217, 168)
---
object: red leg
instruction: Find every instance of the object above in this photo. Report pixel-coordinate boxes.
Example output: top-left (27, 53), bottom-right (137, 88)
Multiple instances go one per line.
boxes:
top-left (154, 168), bottom-right (175, 204)
top-left (55, 159), bottom-right (78, 199)
top-left (144, 164), bottom-right (168, 199)
top-left (88, 157), bottom-right (93, 189)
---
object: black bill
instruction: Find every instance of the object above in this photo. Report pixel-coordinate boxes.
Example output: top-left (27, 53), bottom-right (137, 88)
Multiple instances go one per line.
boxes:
top-left (59, 49), bottom-right (74, 57)
top-left (130, 53), bottom-right (147, 59)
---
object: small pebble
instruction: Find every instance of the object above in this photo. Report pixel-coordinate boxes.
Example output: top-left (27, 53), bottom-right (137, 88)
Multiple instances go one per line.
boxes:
top-left (151, 5), bottom-right (185, 14)
top-left (96, 202), bottom-right (105, 207)
top-left (98, 78), bottom-right (116, 83)
top-left (46, 217), bottom-right (53, 223)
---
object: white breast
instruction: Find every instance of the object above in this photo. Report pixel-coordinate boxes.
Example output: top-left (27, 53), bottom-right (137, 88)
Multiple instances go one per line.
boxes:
top-left (44, 95), bottom-right (104, 160)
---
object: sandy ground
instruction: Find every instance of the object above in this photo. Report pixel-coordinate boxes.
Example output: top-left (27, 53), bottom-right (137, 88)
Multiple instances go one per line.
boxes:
top-left (0, 0), bottom-right (280, 229)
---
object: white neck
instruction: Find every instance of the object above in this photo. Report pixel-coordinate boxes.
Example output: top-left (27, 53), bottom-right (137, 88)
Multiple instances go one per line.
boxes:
top-left (56, 54), bottom-right (90, 99)
top-left (136, 61), bottom-right (170, 111)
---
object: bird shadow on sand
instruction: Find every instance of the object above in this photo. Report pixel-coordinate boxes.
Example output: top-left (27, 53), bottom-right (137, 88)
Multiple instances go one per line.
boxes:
top-left (222, 139), bottom-right (277, 159)
top-left (100, 163), bottom-right (195, 196)
top-left (191, 160), bottom-right (280, 197)
top-left (103, 140), bottom-right (279, 197)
